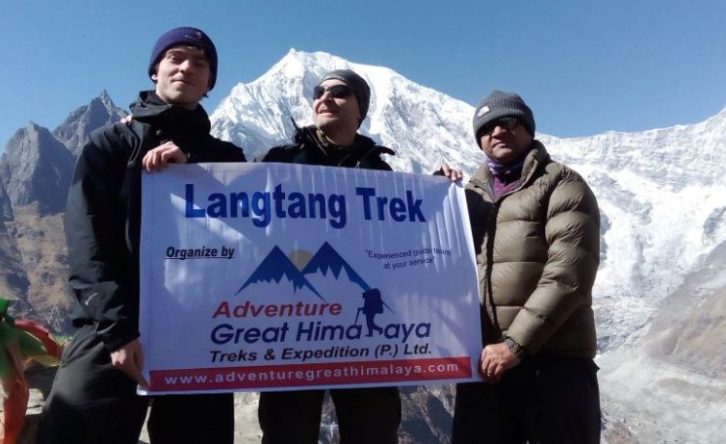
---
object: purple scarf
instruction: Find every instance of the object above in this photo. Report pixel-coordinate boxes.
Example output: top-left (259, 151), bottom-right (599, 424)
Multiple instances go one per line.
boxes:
top-left (486, 146), bottom-right (533, 199)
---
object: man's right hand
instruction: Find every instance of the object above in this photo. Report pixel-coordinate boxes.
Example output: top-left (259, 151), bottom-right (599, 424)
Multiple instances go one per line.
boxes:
top-left (110, 338), bottom-right (149, 389)
top-left (438, 163), bottom-right (464, 182)
top-left (480, 342), bottom-right (520, 384)
top-left (142, 141), bottom-right (188, 172)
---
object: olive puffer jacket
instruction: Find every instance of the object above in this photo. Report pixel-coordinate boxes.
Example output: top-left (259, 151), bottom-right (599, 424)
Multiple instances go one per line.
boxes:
top-left (465, 141), bottom-right (600, 358)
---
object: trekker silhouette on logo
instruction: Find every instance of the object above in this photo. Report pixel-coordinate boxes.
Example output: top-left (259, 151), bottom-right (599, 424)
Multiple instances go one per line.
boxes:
top-left (357, 288), bottom-right (384, 337)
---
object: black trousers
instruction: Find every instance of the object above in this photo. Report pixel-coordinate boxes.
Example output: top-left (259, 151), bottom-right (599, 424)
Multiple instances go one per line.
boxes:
top-left (259, 387), bottom-right (401, 444)
top-left (37, 325), bottom-right (234, 444)
top-left (452, 356), bottom-right (601, 444)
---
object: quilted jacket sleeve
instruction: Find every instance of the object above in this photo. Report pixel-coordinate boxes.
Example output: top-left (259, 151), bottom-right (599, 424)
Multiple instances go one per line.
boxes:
top-left (505, 169), bottom-right (600, 354)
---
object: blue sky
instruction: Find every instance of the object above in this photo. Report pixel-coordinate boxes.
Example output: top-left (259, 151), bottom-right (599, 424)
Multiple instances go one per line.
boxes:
top-left (2, 0), bottom-right (725, 150)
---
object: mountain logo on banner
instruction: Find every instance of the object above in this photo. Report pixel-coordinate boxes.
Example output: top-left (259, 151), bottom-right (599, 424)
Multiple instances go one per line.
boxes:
top-left (301, 242), bottom-right (370, 291)
top-left (235, 242), bottom-right (393, 314)
top-left (235, 245), bottom-right (323, 299)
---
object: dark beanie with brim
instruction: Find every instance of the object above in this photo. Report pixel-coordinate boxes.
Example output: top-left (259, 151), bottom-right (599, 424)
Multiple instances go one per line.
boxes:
top-left (148, 27), bottom-right (218, 90)
top-left (318, 69), bottom-right (371, 125)
top-left (472, 90), bottom-right (535, 145)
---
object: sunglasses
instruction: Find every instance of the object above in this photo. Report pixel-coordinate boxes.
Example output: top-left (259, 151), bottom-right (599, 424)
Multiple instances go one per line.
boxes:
top-left (480, 116), bottom-right (520, 136)
top-left (312, 84), bottom-right (354, 100)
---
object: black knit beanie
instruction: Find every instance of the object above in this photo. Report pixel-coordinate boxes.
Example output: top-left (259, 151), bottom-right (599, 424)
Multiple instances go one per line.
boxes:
top-left (148, 27), bottom-right (218, 90)
top-left (318, 69), bottom-right (371, 124)
top-left (472, 90), bottom-right (535, 144)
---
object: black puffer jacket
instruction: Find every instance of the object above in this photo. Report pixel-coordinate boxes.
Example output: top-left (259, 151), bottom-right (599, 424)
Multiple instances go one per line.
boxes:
top-left (258, 125), bottom-right (394, 170)
top-left (65, 91), bottom-right (245, 351)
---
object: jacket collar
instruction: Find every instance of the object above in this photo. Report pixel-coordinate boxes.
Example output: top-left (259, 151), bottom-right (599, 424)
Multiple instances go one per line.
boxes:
top-left (470, 140), bottom-right (550, 196)
top-left (129, 90), bottom-right (211, 134)
top-left (292, 123), bottom-right (394, 167)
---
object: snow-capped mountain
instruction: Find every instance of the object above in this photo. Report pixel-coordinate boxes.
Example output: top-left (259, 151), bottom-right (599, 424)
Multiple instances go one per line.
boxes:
top-left (212, 49), bottom-right (726, 350)
top-left (541, 116), bottom-right (726, 354)
top-left (209, 50), bottom-right (726, 442)
top-left (211, 49), bottom-right (480, 173)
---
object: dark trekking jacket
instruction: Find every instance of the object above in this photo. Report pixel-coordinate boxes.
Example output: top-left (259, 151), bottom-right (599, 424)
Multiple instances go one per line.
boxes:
top-left (65, 91), bottom-right (245, 351)
top-left (258, 124), bottom-right (394, 170)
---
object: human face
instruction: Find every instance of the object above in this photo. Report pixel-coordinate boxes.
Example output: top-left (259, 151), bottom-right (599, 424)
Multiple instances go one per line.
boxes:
top-left (479, 117), bottom-right (533, 164)
top-left (152, 46), bottom-right (211, 109)
top-left (313, 79), bottom-right (361, 137)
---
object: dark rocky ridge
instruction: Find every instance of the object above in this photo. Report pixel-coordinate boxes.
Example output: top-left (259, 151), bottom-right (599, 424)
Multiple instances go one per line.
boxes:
top-left (0, 179), bottom-right (13, 221)
top-left (0, 123), bottom-right (74, 215)
top-left (0, 91), bottom-right (124, 329)
top-left (53, 89), bottom-right (127, 157)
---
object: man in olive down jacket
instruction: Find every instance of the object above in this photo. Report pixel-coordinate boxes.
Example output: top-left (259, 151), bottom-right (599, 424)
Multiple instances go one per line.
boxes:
top-left (452, 90), bottom-right (601, 444)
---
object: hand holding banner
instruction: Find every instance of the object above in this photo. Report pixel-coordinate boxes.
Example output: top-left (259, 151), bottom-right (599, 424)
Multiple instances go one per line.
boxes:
top-left (139, 163), bottom-right (482, 394)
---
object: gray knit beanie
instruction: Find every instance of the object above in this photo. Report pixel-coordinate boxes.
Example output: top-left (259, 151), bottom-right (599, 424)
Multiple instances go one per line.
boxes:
top-left (472, 90), bottom-right (535, 143)
top-left (148, 27), bottom-right (218, 90)
top-left (318, 69), bottom-right (371, 124)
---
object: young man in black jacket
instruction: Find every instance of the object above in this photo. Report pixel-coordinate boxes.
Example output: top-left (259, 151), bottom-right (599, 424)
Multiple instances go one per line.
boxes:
top-left (256, 69), bottom-right (401, 444)
top-left (38, 27), bottom-right (245, 444)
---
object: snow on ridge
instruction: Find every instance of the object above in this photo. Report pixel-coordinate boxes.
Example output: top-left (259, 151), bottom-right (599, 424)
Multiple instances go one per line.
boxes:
top-left (209, 49), bottom-right (726, 353)
top-left (211, 49), bottom-right (482, 171)
top-left (542, 106), bottom-right (726, 186)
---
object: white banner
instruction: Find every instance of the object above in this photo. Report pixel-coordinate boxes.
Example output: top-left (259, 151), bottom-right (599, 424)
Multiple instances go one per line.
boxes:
top-left (139, 163), bottom-right (482, 394)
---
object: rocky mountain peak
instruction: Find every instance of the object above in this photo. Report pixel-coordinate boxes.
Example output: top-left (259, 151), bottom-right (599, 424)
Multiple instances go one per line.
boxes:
top-left (53, 91), bottom-right (127, 157)
top-left (98, 89), bottom-right (114, 107)
top-left (0, 122), bottom-right (74, 214)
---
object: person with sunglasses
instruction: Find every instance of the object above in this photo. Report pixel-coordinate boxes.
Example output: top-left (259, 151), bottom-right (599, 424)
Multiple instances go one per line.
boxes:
top-left (255, 69), bottom-right (400, 443)
top-left (453, 90), bottom-right (601, 443)
top-left (260, 69), bottom-right (392, 169)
